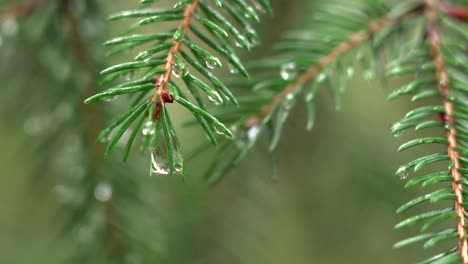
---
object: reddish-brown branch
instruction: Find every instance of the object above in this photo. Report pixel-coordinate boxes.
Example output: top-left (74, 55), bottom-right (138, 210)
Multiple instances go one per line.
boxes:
top-left (0, 0), bottom-right (48, 20)
top-left (442, 4), bottom-right (468, 21)
top-left (426, 0), bottom-right (468, 262)
top-left (151, 0), bottom-right (199, 114)
top-left (244, 15), bottom-right (394, 128)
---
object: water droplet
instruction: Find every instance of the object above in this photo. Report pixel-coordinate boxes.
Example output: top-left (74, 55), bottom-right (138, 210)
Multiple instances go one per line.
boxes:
top-left (214, 127), bottom-right (224, 135)
top-left (205, 58), bottom-right (221, 69)
top-left (247, 125), bottom-right (261, 142)
top-left (151, 150), bottom-right (170, 175)
top-left (393, 131), bottom-right (402, 137)
top-left (255, 3), bottom-right (266, 13)
top-left (208, 94), bottom-right (223, 105)
top-left (172, 64), bottom-right (182, 78)
top-left (246, 26), bottom-right (260, 47)
top-left (103, 96), bottom-right (117, 102)
top-left (280, 63), bottom-right (297, 80)
top-left (235, 35), bottom-right (249, 49)
top-left (172, 63), bottom-right (188, 78)
top-left (346, 67), bottom-right (355, 79)
top-left (94, 182), bottom-right (112, 202)
top-left (123, 72), bottom-right (134, 81)
top-left (142, 121), bottom-right (155, 136)
top-left (317, 72), bottom-right (327, 83)
top-left (0, 34), bottom-right (3, 48)
top-left (244, 7), bottom-right (256, 19)
top-left (2, 18), bottom-right (18, 37)
top-left (173, 29), bottom-right (183, 42)
top-left (228, 63), bottom-right (238, 74)
top-left (282, 93), bottom-right (296, 110)
top-left (150, 127), bottom-right (183, 176)
top-left (396, 167), bottom-right (409, 179)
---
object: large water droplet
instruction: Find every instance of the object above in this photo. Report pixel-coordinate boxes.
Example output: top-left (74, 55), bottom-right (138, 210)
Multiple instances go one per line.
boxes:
top-left (150, 128), bottom-right (183, 176)
top-left (94, 182), bottom-right (112, 202)
top-left (280, 63), bottom-right (297, 80)
top-left (142, 121), bottom-right (155, 136)
top-left (151, 149), bottom-right (170, 175)
top-left (396, 167), bottom-right (409, 179)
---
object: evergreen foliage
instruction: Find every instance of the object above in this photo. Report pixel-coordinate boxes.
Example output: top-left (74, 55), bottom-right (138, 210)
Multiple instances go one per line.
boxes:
top-left (1, 0), bottom-right (468, 263)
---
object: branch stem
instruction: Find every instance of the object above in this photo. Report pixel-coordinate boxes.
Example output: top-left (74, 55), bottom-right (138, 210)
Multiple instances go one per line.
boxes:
top-left (153, 0), bottom-right (199, 104)
top-left (425, 1), bottom-right (468, 262)
top-left (244, 15), bottom-right (394, 128)
top-left (0, 0), bottom-right (49, 20)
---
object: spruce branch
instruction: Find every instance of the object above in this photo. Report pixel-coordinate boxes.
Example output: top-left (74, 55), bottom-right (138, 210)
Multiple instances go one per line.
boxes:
top-left (442, 3), bottom-right (468, 21)
top-left (198, 0), bottom-right (423, 184)
top-left (244, 15), bottom-right (395, 128)
top-left (425, 0), bottom-right (468, 261)
top-left (387, 0), bottom-right (468, 262)
top-left (152, 0), bottom-right (199, 109)
top-left (87, 0), bottom-right (270, 175)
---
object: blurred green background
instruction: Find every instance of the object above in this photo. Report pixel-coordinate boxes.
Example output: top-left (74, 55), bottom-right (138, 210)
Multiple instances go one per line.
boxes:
top-left (0, 0), bottom-right (444, 263)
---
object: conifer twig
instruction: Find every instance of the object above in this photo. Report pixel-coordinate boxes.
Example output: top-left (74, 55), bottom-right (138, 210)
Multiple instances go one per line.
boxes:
top-left (151, 0), bottom-right (200, 118)
top-left (425, 0), bottom-right (468, 262)
top-left (244, 11), bottom-right (416, 128)
top-left (442, 4), bottom-right (468, 21)
top-left (59, 0), bottom-right (125, 256)
top-left (0, 0), bottom-right (48, 19)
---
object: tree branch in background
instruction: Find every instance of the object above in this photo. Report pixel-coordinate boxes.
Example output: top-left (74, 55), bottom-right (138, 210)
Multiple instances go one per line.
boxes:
top-left (59, 0), bottom-right (125, 257)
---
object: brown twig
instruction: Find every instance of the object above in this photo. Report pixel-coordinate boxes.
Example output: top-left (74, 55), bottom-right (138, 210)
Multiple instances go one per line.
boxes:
top-left (151, 0), bottom-right (199, 118)
top-left (442, 4), bottom-right (468, 21)
top-left (244, 15), bottom-right (397, 128)
top-left (59, 0), bottom-right (125, 256)
top-left (0, 0), bottom-right (49, 20)
top-left (425, 0), bottom-right (468, 262)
